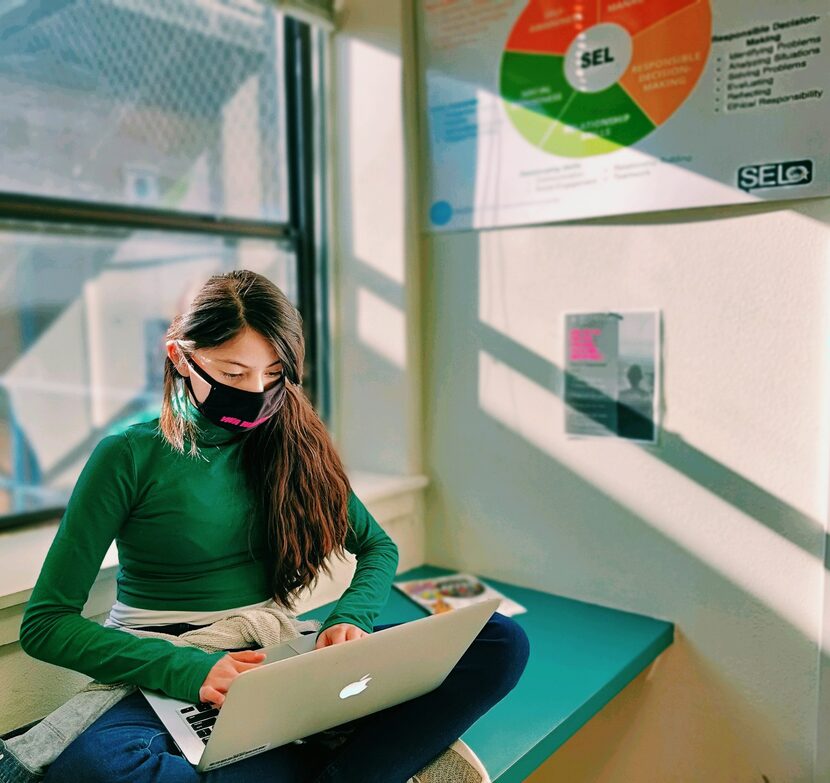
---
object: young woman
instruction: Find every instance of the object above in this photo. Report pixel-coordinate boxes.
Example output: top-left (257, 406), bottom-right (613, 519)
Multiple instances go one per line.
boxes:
top-left (19, 270), bottom-right (530, 782)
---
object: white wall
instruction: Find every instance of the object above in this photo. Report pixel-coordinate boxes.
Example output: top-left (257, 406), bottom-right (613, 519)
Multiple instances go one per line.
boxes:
top-left (330, 0), bottom-right (423, 478)
top-left (332, 1), bottom-right (830, 780)
top-left (423, 200), bottom-right (830, 782)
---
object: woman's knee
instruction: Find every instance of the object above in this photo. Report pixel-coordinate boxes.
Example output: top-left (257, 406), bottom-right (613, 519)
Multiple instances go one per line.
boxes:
top-left (483, 612), bottom-right (530, 685)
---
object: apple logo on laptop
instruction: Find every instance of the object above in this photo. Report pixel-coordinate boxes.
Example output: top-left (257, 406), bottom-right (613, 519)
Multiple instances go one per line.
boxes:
top-left (339, 674), bottom-right (372, 700)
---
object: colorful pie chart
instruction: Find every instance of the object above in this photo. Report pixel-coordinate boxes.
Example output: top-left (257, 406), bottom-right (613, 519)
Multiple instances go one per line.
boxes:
top-left (500, 0), bottom-right (712, 157)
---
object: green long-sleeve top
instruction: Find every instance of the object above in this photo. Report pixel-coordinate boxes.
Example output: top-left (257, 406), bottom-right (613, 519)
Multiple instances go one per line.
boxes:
top-left (19, 391), bottom-right (399, 704)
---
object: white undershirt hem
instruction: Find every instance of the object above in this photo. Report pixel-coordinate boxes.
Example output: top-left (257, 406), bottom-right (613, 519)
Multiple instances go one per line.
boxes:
top-left (102, 596), bottom-right (278, 629)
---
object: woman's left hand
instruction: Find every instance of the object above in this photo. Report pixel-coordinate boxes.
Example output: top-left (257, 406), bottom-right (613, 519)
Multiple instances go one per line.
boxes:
top-left (315, 623), bottom-right (369, 650)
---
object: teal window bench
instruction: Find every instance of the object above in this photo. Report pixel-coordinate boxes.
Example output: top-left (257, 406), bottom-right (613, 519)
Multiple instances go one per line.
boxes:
top-left (300, 564), bottom-right (674, 783)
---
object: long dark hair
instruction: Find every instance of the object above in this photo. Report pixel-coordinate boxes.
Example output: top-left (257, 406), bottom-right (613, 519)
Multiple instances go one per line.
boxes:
top-left (158, 270), bottom-right (351, 611)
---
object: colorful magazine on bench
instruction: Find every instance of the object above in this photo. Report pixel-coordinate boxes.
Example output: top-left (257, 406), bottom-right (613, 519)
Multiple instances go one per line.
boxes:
top-left (393, 572), bottom-right (527, 616)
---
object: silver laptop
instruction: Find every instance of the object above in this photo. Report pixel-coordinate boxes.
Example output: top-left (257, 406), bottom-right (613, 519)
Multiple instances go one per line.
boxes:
top-left (140, 598), bottom-right (501, 772)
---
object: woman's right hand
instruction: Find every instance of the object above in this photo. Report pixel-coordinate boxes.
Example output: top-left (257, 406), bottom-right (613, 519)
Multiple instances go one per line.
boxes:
top-left (199, 650), bottom-right (266, 708)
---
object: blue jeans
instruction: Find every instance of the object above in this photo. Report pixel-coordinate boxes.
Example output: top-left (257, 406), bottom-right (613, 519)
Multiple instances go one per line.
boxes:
top-left (41, 613), bottom-right (529, 783)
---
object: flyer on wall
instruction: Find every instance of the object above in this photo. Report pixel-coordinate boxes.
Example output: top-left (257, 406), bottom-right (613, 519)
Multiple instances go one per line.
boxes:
top-left (564, 310), bottom-right (661, 444)
top-left (417, 0), bottom-right (829, 231)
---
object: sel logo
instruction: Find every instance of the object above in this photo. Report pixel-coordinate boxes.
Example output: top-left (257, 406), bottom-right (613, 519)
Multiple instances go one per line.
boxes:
top-left (339, 674), bottom-right (372, 700)
top-left (738, 159), bottom-right (813, 192)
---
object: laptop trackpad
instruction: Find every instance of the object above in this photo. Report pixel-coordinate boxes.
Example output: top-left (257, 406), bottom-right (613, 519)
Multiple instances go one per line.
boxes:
top-left (259, 642), bottom-right (299, 664)
top-left (258, 634), bottom-right (316, 663)
top-left (288, 634), bottom-right (317, 655)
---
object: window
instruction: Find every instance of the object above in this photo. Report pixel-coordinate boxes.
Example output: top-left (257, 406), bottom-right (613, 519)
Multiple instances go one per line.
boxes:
top-left (0, 1), bottom-right (330, 529)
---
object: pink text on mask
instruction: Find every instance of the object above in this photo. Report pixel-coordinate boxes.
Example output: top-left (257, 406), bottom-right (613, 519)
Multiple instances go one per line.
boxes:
top-left (220, 415), bottom-right (271, 428)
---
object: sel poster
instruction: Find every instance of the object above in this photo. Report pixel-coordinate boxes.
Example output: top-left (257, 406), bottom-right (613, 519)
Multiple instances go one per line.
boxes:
top-left (418, 0), bottom-right (829, 232)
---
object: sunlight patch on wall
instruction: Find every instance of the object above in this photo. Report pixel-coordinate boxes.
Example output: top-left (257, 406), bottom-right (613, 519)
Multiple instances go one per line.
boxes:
top-left (347, 39), bottom-right (405, 286)
top-left (357, 286), bottom-right (407, 369)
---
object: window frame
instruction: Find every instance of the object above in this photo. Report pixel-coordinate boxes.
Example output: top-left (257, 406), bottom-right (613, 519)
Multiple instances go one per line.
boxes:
top-left (0, 13), bottom-right (329, 532)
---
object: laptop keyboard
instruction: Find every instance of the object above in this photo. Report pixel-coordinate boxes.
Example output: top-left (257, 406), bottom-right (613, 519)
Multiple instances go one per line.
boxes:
top-left (178, 702), bottom-right (220, 744)
top-left (175, 636), bottom-right (317, 745)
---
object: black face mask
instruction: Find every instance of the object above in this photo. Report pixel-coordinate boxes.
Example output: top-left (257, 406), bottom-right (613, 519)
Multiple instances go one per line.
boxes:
top-left (180, 352), bottom-right (287, 433)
